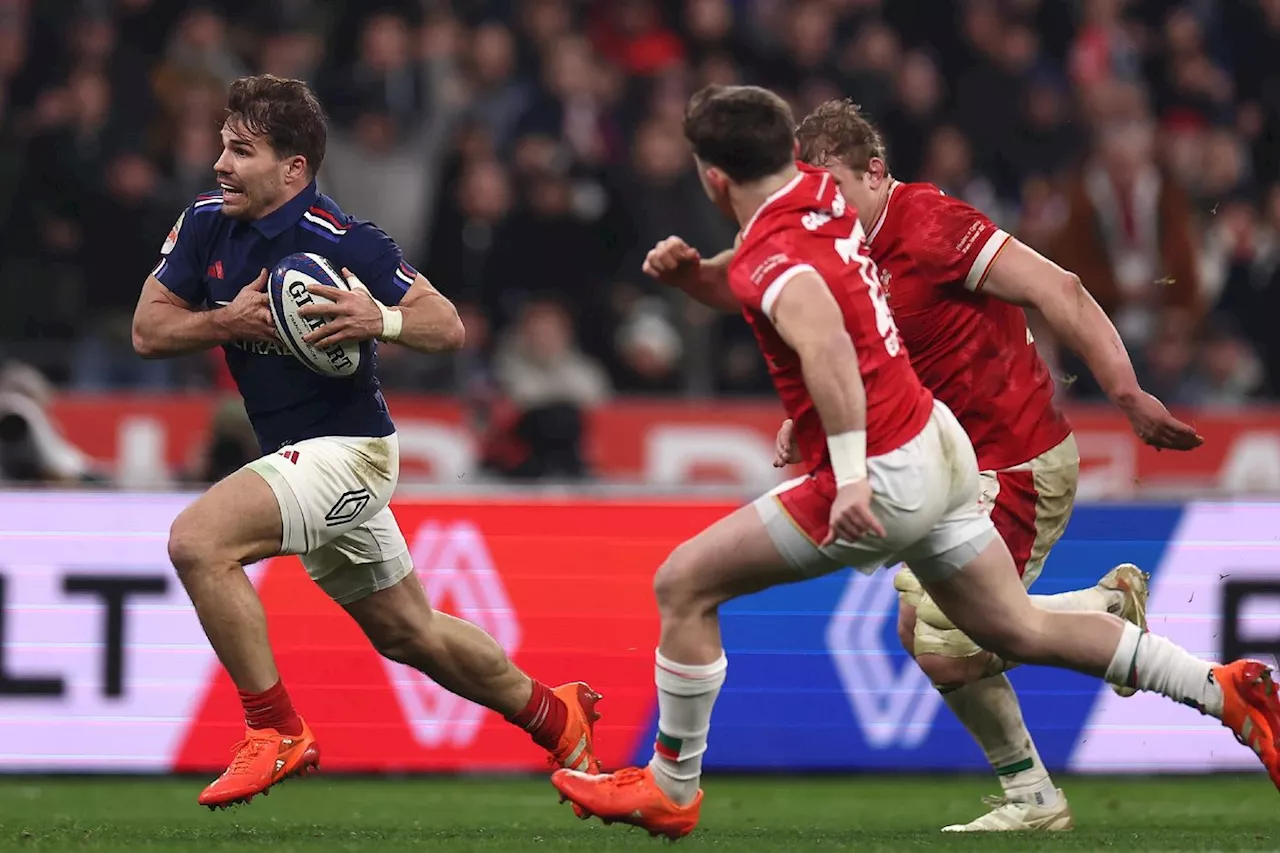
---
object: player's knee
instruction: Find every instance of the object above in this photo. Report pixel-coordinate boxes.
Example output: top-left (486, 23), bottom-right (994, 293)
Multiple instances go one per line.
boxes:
top-left (916, 652), bottom-right (989, 691)
top-left (167, 511), bottom-right (211, 576)
top-left (367, 615), bottom-right (435, 668)
top-left (653, 541), bottom-right (715, 620)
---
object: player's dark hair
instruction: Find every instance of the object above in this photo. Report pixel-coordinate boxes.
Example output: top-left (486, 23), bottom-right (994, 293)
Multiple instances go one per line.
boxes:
top-left (225, 75), bottom-right (327, 178)
top-left (682, 84), bottom-right (796, 184)
top-left (795, 99), bottom-right (888, 172)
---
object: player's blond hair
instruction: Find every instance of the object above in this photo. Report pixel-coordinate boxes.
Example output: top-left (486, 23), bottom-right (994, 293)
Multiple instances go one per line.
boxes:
top-left (795, 99), bottom-right (888, 173)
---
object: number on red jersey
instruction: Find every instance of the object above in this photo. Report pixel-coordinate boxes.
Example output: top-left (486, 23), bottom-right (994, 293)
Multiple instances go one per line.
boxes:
top-left (833, 219), bottom-right (901, 357)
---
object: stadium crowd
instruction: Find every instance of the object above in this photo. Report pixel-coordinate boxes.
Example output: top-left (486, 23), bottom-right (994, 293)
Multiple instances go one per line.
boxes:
top-left (0, 0), bottom-right (1278, 411)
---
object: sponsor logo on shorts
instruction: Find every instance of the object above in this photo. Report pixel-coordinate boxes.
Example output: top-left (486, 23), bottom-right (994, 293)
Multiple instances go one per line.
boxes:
top-left (324, 489), bottom-right (371, 526)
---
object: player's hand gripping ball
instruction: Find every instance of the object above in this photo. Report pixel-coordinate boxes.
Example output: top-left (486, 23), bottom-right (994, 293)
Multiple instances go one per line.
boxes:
top-left (268, 252), bottom-right (365, 377)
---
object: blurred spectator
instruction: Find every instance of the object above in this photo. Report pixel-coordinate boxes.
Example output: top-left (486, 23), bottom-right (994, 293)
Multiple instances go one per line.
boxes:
top-left (0, 0), bottom-right (1279, 410)
top-left (184, 397), bottom-right (258, 484)
top-left (465, 21), bottom-right (532, 151)
top-left (1051, 116), bottom-right (1201, 349)
top-left (1188, 314), bottom-right (1265, 407)
top-left (489, 296), bottom-right (610, 479)
top-left (879, 50), bottom-right (944, 181)
top-left (494, 297), bottom-right (611, 410)
top-left (323, 11), bottom-right (427, 131)
top-left (72, 149), bottom-right (177, 389)
top-left (424, 155), bottom-right (513, 317)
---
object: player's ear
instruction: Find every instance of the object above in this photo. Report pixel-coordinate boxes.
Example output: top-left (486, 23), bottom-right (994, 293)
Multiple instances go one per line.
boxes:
top-left (707, 166), bottom-right (731, 195)
top-left (793, 138), bottom-right (801, 158)
top-left (867, 157), bottom-right (888, 187)
top-left (285, 154), bottom-right (309, 184)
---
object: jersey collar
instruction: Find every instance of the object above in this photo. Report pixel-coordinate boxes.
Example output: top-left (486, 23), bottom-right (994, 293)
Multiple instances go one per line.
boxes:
top-left (865, 179), bottom-right (899, 247)
top-left (739, 170), bottom-right (805, 240)
top-left (252, 180), bottom-right (320, 239)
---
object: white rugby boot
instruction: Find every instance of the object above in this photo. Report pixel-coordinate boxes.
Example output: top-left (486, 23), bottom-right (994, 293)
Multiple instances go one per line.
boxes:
top-left (1098, 563), bottom-right (1151, 697)
top-left (942, 791), bottom-right (1073, 832)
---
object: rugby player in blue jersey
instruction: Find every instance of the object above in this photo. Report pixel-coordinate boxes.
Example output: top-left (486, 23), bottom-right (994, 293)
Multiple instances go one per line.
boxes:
top-left (132, 75), bottom-right (601, 808)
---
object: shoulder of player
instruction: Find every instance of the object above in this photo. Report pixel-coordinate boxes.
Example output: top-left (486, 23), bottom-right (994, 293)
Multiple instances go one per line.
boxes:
top-left (893, 181), bottom-right (980, 221)
top-left (297, 192), bottom-right (360, 239)
top-left (162, 190), bottom-right (223, 251)
top-left (313, 209), bottom-right (407, 273)
top-left (183, 190), bottom-right (226, 232)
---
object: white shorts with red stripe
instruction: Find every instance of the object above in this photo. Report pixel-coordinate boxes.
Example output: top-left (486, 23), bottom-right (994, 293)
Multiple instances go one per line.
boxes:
top-left (752, 399), bottom-right (997, 583)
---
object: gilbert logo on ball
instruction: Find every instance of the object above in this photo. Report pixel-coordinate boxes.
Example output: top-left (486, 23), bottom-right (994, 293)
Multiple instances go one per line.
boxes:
top-left (268, 252), bottom-right (363, 377)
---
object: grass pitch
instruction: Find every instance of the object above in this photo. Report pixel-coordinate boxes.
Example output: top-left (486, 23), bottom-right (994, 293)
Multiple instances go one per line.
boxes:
top-left (0, 774), bottom-right (1274, 852)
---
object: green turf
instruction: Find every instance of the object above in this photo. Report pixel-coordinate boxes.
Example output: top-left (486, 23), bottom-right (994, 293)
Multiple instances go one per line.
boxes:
top-left (0, 775), bottom-right (1274, 852)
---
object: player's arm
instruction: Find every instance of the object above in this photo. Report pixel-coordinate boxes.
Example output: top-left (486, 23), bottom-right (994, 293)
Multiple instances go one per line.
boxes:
top-left (299, 224), bottom-right (464, 353)
top-left (982, 239), bottom-right (1202, 449)
top-left (381, 273), bottom-right (466, 353)
top-left (132, 275), bottom-right (231, 358)
top-left (981, 239), bottom-right (1140, 405)
top-left (769, 269), bottom-right (867, 481)
top-left (643, 238), bottom-right (739, 313)
top-left (132, 204), bottom-right (275, 358)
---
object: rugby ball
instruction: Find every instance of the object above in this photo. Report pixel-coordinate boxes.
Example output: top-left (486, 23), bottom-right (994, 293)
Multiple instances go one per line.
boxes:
top-left (268, 252), bottom-right (363, 378)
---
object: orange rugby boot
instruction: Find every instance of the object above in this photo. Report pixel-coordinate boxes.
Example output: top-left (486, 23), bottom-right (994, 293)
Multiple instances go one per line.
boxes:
top-left (197, 719), bottom-right (321, 809)
top-left (552, 766), bottom-right (703, 839)
top-left (544, 682), bottom-right (603, 820)
top-left (545, 682), bottom-right (603, 774)
top-left (1215, 659), bottom-right (1280, 790)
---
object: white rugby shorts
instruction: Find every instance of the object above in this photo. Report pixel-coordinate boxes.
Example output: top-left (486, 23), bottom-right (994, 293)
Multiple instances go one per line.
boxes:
top-left (247, 432), bottom-right (412, 604)
top-left (754, 399), bottom-right (997, 581)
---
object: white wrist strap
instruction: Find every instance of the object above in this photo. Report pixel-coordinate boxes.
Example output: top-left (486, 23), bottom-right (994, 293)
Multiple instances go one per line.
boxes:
top-left (376, 302), bottom-right (403, 341)
top-left (350, 281), bottom-right (402, 341)
top-left (828, 430), bottom-right (868, 486)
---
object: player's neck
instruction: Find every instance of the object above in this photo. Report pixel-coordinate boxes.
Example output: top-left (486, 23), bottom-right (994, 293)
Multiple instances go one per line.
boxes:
top-left (253, 181), bottom-right (310, 223)
top-left (861, 177), bottom-right (896, 231)
top-left (732, 167), bottom-right (800, 229)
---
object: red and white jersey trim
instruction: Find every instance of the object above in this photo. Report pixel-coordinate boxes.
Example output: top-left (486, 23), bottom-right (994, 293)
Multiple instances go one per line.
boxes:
top-left (760, 264), bottom-right (817, 320)
top-left (740, 172), bottom-right (806, 240)
top-left (865, 181), bottom-right (902, 247)
top-left (964, 229), bottom-right (1011, 292)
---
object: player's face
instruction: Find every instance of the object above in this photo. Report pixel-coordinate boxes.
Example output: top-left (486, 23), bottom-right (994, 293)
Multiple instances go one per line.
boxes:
top-left (823, 158), bottom-right (878, 228)
top-left (214, 121), bottom-right (294, 221)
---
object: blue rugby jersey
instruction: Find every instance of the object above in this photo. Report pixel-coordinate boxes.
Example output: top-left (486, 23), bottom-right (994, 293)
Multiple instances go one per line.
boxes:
top-left (151, 181), bottom-right (419, 452)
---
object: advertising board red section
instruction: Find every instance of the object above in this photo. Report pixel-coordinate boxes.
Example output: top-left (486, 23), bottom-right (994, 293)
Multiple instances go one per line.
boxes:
top-left (173, 498), bottom-right (734, 773)
top-left (50, 394), bottom-right (1280, 495)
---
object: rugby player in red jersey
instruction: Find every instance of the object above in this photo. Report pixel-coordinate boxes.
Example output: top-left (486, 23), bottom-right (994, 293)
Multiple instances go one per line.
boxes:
top-left (644, 99), bottom-right (1205, 831)
top-left (551, 85), bottom-right (1276, 840)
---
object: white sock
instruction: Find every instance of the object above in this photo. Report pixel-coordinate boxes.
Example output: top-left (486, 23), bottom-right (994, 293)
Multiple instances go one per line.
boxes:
top-left (648, 650), bottom-right (727, 806)
top-left (943, 674), bottom-right (1059, 807)
top-left (1105, 621), bottom-right (1223, 717)
top-left (1032, 586), bottom-right (1119, 614)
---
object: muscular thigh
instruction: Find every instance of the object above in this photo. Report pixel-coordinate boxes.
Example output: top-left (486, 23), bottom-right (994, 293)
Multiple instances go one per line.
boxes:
top-left (342, 566), bottom-right (432, 645)
top-left (668, 501), bottom-right (808, 604)
top-left (171, 466), bottom-right (284, 565)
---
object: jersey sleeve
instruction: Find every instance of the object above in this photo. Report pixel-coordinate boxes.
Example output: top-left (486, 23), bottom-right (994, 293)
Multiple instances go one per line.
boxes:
top-left (913, 191), bottom-right (1011, 292)
top-left (729, 237), bottom-right (817, 321)
top-left (333, 223), bottom-right (420, 307)
top-left (150, 204), bottom-right (207, 305)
